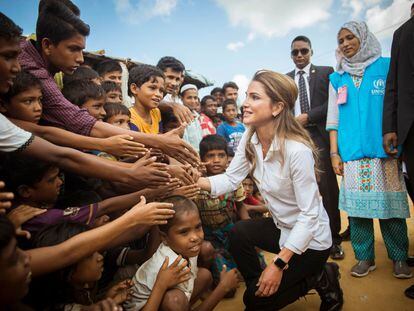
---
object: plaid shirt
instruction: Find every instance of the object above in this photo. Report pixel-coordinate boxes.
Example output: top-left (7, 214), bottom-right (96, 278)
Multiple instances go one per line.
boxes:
top-left (18, 40), bottom-right (96, 135)
top-left (199, 113), bottom-right (216, 137)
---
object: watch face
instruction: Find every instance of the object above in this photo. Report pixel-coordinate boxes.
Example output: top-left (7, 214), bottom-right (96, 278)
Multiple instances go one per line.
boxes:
top-left (274, 257), bottom-right (287, 270)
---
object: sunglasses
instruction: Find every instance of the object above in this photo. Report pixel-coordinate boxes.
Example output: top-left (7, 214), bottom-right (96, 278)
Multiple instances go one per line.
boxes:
top-left (291, 48), bottom-right (310, 57)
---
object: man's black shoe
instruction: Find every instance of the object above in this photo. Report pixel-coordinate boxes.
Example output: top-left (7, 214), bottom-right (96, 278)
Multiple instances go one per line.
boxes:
top-left (315, 262), bottom-right (344, 311)
top-left (406, 256), bottom-right (414, 267)
top-left (330, 244), bottom-right (345, 260)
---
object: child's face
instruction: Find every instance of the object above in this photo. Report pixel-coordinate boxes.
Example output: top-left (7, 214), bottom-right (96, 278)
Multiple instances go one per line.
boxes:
top-left (5, 86), bottom-right (43, 123)
top-left (163, 68), bottom-right (183, 95)
top-left (224, 87), bottom-right (238, 101)
top-left (22, 167), bottom-right (63, 206)
top-left (163, 210), bottom-right (204, 259)
top-left (44, 34), bottom-right (85, 75)
top-left (0, 37), bottom-right (21, 94)
top-left (203, 149), bottom-right (228, 175)
top-left (102, 70), bottom-right (122, 86)
top-left (106, 90), bottom-right (123, 104)
top-left (181, 89), bottom-right (198, 111)
top-left (81, 97), bottom-right (106, 121)
top-left (70, 252), bottom-right (104, 284)
top-left (212, 91), bottom-right (224, 105)
top-left (0, 237), bottom-right (31, 305)
top-left (242, 178), bottom-right (254, 196)
top-left (203, 99), bottom-right (218, 118)
top-left (106, 113), bottom-right (130, 130)
top-left (133, 77), bottom-right (164, 110)
top-left (223, 104), bottom-right (238, 123)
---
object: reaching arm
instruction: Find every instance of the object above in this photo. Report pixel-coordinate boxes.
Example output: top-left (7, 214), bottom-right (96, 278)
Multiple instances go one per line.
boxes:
top-left (27, 197), bottom-right (174, 277)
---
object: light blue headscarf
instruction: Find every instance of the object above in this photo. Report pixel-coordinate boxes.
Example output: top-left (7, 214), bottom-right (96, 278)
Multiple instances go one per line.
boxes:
top-left (336, 21), bottom-right (382, 77)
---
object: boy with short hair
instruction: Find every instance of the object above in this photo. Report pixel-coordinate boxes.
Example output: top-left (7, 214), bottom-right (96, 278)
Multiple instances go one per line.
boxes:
top-left (101, 80), bottom-right (123, 104)
top-left (200, 95), bottom-right (217, 136)
top-left (180, 84), bottom-right (203, 152)
top-left (128, 64), bottom-right (164, 134)
top-left (217, 99), bottom-right (245, 153)
top-left (194, 135), bottom-right (247, 286)
top-left (103, 102), bottom-right (131, 130)
top-left (210, 87), bottom-right (224, 106)
top-left (62, 79), bottom-right (106, 120)
top-left (62, 66), bottom-right (101, 86)
top-left (222, 82), bottom-right (238, 102)
top-left (96, 60), bottom-right (122, 86)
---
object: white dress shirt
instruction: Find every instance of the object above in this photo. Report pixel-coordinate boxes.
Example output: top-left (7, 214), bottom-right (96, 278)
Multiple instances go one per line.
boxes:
top-left (293, 63), bottom-right (312, 117)
top-left (209, 131), bottom-right (332, 254)
top-left (125, 243), bottom-right (198, 310)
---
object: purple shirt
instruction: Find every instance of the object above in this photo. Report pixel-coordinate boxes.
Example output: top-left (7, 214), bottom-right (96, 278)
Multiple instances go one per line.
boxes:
top-left (22, 204), bottom-right (99, 233)
top-left (18, 40), bottom-right (96, 135)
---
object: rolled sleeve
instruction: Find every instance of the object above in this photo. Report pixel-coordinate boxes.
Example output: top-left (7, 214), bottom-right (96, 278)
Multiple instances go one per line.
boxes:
top-left (209, 131), bottom-right (251, 197)
top-left (284, 149), bottom-right (322, 254)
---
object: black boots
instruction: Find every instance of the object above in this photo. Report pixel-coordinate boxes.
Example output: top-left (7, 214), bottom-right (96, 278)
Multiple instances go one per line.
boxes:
top-left (314, 262), bottom-right (344, 311)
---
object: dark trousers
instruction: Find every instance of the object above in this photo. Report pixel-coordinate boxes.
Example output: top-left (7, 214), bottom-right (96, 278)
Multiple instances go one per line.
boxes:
top-left (229, 218), bottom-right (330, 311)
top-left (404, 124), bottom-right (414, 197)
top-left (308, 127), bottom-right (342, 245)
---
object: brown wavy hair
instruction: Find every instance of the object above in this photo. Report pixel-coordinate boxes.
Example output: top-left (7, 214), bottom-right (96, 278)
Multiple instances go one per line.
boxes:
top-left (245, 70), bottom-right (320, 182)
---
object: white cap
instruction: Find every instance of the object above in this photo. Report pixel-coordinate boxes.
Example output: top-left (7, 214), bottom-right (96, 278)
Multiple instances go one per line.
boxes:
top-left (180, 84), bottom-right (198, 95)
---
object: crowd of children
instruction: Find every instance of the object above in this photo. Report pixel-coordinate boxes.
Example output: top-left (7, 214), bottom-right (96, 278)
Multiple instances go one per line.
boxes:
top-left (0, 1), bottom-right (269, 310)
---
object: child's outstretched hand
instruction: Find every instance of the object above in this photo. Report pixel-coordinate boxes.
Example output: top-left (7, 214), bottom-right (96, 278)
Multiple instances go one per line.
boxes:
top-left (7, 205), bottom-right (46, 239)
top-left (155, 255), bottom-right (191, 290)
top-left (170, 184), bottom-right (200, 200)
top-left (125, 196), bottom-right (175, 226)
top-left (217, 265), bottom-right (239, 293)
top-left (106, 279), bottom-right (134, 304)
top-left (103, 134), bottom-right (148, 158)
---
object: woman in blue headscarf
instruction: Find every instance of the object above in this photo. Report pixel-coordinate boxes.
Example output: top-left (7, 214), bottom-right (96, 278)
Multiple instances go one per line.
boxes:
top-left (326, 21), bottom-right (411, 279)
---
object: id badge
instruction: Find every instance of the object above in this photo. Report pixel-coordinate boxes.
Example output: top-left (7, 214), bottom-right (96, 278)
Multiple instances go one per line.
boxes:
top-left (336, 86), bottom-right (348, 105)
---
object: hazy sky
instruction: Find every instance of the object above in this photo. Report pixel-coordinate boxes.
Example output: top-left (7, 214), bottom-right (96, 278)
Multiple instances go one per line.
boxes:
top-left (1, 0), bottom-right (412, 99)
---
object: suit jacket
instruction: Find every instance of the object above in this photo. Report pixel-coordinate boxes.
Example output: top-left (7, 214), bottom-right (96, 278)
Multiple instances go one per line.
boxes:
top-left (383, 17), bottom-right (414, 145)
top-left (287, 64), bottom-right (334, 144)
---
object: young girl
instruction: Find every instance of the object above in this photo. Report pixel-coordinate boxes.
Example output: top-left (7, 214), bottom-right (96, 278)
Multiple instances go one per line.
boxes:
top-left (125, 196), bottom-right (238, 311)
top-left (197, 70), bottom-right (343, 311)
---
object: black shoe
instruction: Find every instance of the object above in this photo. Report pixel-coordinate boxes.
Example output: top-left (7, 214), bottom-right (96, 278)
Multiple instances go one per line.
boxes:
top-left (315, 262), bottom-right (344, 311)
top-left (407, 256), bottom-right (414, 267)
top-left (339, 227), bottom-right (350, 241)
top-left (330, 245), bottom-right (345, 260)
top-left (405, 284), bottom-right (414, 299)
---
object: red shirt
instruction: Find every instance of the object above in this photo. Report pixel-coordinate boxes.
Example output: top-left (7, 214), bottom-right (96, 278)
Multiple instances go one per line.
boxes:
top-left (18, 40), bottom-right (96, 135)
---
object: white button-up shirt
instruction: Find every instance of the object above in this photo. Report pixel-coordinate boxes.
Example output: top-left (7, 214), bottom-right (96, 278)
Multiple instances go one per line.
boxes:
top-left (293, 63), bottom-right (311, 117)
top-left (209, 131), bottom-right (332, 254)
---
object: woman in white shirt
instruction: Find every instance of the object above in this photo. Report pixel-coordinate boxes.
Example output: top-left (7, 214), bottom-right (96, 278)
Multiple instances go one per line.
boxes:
top-left (197, 70), bottom-right (343, 311)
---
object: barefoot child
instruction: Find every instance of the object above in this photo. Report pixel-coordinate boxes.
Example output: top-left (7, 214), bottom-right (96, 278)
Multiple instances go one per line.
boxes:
top-left (125, 196), bottom-right (238, 311)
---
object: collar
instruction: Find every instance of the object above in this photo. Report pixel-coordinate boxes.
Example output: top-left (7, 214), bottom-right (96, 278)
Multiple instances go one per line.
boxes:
top-left (19, 39), bottom-right (52, 79)
top-left (251, 132), bottom-right (280, 152)
top-left (295, 63), bottom-right (312, 76)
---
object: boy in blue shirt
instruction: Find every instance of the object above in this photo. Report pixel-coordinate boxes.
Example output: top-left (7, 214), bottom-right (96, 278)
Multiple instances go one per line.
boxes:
top-left (217, 99), bottom-right (245, 153)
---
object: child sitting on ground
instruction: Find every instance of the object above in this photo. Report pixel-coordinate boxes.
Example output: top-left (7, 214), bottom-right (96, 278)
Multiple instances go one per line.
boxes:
top-left (102, 80), bottom-right (123, 104)
top-left (180, 84), bottom-right (203, 152)
top-left (62, 79), bottom-right (106, 121)
top-left (96, 60), bottom-right (123, 86)
top-left (217, 99), bottom-right (245, 153)
top-left (194, 135), bottom-right (250, 288)
top-left (242, 176), bottom-right (268, 218)
top-left (128, 64), bottom-right (164, 134)
top-left (125, 196), bottom-right (238, 311)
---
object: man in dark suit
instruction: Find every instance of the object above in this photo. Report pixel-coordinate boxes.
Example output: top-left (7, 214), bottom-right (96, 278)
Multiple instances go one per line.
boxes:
top-left (383, 5), bottom-right (414, 299)
top-left (287, 36), bottom-right (344, 260)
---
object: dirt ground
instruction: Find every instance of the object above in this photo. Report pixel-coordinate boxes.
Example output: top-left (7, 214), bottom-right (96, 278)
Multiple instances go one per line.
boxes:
top-left (216, 201), bottom-right (414, 311)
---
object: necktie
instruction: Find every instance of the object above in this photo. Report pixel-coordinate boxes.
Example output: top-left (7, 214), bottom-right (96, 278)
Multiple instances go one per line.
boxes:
top-left (298, 70), bottom-right (310, 114)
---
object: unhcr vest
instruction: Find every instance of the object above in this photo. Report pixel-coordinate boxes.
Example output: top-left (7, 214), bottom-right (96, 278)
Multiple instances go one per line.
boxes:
top-left (329, 57), bottom-right (390, 162)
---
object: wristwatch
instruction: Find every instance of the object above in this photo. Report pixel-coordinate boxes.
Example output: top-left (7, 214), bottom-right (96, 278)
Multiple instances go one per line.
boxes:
top-left (273, 256), bottom-right (289, 271)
